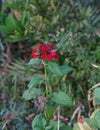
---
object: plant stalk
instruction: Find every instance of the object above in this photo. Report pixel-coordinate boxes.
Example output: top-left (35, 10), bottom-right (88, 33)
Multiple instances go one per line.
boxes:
top-left (43, 60), bottom-right (48, 97)
top-left (57, 106), bottom-right (60, 130)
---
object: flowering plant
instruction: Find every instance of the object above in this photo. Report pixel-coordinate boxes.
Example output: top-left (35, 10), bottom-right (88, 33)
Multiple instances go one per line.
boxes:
top-left (31, 43), bottom-right (59, 96)
top-left (23, 43), bottom-right (73, 130)
top-left (31, 43), bottom-right (58, 61)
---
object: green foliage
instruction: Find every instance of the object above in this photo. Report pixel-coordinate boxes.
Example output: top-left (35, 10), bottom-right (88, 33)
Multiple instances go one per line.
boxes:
top-left (48, 62), bottom-right (73, 77)
top-left (46, 121), bottom-right (73, 130)
top-left (93, 87), bottom-right (100, 102)
top-left (73, 124), bottom-right (80, 130)
top-left (22, 87), bottom-right (43, 100)
top-left (28, 59), bottom-right (41, 66)
top-left (45, 121), bottom-right (62, 130)
top-left (28, 76), bottom-right (43, 89)
top-left (44, 105), bottom-right (55, 121)
top-left (60, 65), bottom-right (73, 75)
top-left (1, 0), bottom-right (99, 42)
top-left (47, 62), bottom-right (62, 77)
top-left (0, 0), bottom-right (100, 130)
top-left (60, 125), bottom-right (73, 130)
top-left (22, 47), bottom-right (74, 129)
top-left (0, 13), bottom-right (25, 41)
top-left (32, 114), bottom-right (46, 130)
top-left (85, 118), bottom-right (98, 129)
top-left (7, 60), bottom-right (34, 82)
top-left (91, 109), bottom-right (100, 129)
top-left (52, 91), bottom-right (73, 106)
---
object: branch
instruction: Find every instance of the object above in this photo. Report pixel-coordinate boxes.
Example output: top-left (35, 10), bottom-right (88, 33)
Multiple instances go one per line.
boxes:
top-left (57, 106), bottom-right (60, 130)
top-left (89, 82), bottom-right (100, 91)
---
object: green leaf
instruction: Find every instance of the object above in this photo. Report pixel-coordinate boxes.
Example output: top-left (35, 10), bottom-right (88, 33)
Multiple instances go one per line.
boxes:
top-left (32, 114), bottom-right (46, 130)
top-left (4, 36), bottom-right (24, 42)
top-left (46, 121), bottom-right (72, 130)
top-left (49, 74), bottom-right (60, 86)
top-left (0, 25), bottom-right (10, 33)
top-left (60, 65), bottom-right (73, 75)
top-left (48, 62), bottom-right (62, 76)
top-left (93, 87), bottom-right (100, 101)
top-left (47, 62), bottom-right (73, 77)
top-left (21, 12), bottom-right (30, 27)
top-left (46, 121), bottom-right (65, 130)
top-left (91, 109), bottom-right (100, 129)
top-left (22, 87), bottom-right (43, 100)
top-left (52, 91), bottom-right (73, 106)
top-left (44, 105), bottom-right (55, 121)
top-left (86, 6), bottom-right (91, 17)
top-left (28, 76), bottom-right (43, 89)
top-left (85, 118), bottom-right (98, 129)
top-left (73, 123), bottom-right (80, 130)
top-left (6, 14), bottom-right (17, 30)
top-left (60, 125), bottom-right (73, 130)
top-left (28, 59), bottom-right (41, 66)
top-left (57, 34), bottom-right (68, 49)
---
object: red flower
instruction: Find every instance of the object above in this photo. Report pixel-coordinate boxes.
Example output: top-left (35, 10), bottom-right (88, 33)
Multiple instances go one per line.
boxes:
top-left (47, 55), bottom-right (52, 61)
top-left (50, 51), bottom-right (59, 59)
top-left (41, 53), bottom-right (47, 60)
top-left (31, 48), bottom-right (37, 58)
top-left (31, 43), bottom-right (58, 61)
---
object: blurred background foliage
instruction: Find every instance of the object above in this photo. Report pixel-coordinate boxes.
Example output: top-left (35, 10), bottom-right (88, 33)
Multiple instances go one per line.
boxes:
top-left (0, 0), bottom-right (100, 129)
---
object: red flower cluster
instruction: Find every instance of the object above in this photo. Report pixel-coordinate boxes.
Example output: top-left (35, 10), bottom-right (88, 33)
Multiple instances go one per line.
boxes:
top-left (31, 43), bottom-right (58, 61)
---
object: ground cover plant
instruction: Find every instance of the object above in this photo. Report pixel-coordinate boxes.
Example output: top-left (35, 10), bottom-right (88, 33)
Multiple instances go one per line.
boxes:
top-left (0, 0), bottom-right (100, 130)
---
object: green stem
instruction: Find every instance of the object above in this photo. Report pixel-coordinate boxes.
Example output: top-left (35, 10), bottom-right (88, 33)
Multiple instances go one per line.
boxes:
top-left (45, 65), bottom-right (48, 96)
top-left (57, 106), bottom-right (60, 130)
top-left (43, 60), bottom-right (48, 97)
